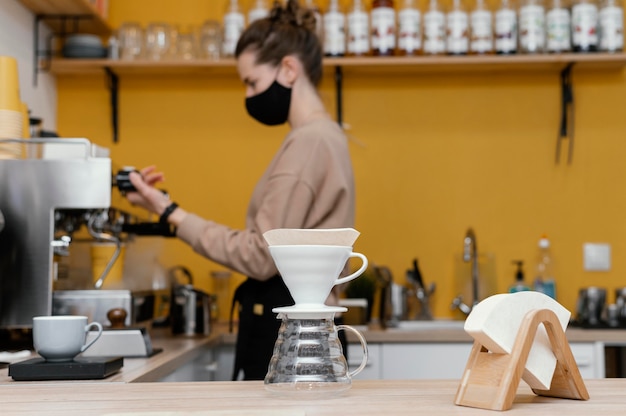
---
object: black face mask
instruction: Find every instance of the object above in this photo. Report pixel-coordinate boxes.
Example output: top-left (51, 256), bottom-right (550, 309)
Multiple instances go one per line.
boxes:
top-left (245, 80), bottom-right (292, 126)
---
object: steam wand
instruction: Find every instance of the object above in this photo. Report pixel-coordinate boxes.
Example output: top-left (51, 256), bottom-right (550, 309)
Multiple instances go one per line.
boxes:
top-left (87, 210), bottom-right (122, 290)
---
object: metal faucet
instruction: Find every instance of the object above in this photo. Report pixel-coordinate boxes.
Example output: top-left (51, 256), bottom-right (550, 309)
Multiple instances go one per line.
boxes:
top-left (451, 228), bottom-right (480, 315)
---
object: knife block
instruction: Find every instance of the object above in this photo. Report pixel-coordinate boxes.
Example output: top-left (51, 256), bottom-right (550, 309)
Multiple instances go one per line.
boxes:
top-left (455, 308), bottom-right (589, 411)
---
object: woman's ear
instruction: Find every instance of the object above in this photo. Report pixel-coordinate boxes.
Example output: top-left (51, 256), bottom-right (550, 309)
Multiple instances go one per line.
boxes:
top-left (279, 55), bottom-right (300, 86)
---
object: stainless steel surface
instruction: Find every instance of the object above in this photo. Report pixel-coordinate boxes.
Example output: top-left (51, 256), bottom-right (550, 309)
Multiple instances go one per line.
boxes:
top-left (52, 290), bottom-right (157, 327)
top-left (0, 139), bottom-right (111, 328)
top-left (576, 286), bottom-right (607, 327)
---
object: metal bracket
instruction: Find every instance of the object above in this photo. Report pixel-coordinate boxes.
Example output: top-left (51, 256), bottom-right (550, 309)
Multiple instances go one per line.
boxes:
top-left (556, 62), bottom-right (575, 164)
top-left (105, 67), bottom-right (119, 143)
top-left (334, 66), bottom-right (343, 128)
top-left (32, 14), bottom-right (94, 86)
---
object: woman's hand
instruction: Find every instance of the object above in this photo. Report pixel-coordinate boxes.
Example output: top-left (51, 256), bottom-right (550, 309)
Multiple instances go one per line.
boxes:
top-left (126, 166), bottom-right (171, 216)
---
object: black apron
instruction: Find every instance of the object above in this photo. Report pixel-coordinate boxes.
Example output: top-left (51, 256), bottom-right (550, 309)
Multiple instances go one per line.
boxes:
top-left (230, 275), bottom-right (293, 381)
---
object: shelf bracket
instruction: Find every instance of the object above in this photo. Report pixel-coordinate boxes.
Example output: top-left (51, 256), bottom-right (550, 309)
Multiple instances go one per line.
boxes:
top-left (334, 66), bottom-right (343, 128)
top-left (105, 67), bottom-right (119, 143)
top-left (556, 62), bottom-right (575, 164)
top-left (32, 14), bottom-right (94, 87)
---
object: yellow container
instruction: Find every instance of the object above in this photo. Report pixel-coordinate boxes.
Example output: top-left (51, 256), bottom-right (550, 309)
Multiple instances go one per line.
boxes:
top-left (0, 56), bottom-right (21, 112)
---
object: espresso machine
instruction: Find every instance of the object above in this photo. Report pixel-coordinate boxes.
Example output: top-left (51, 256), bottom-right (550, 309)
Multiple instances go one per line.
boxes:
top-left (0, 139), bottom-right (112, 332)
top-left (1, 138), bottom-right (184, 352)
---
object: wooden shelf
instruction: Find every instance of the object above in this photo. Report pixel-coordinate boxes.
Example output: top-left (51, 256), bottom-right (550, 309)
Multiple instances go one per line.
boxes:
top-left (19, 0), bottom-right (111, 35)
top-left (49, 53), bottom-right (626, 77)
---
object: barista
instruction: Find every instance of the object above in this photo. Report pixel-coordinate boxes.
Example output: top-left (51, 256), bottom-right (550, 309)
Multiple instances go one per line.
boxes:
top-left (126, 0), bottom-right (356, 380)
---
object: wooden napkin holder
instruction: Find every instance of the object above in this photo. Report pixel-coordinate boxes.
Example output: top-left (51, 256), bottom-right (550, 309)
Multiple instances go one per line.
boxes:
top-left (455, 308), bottom-right (589, 411)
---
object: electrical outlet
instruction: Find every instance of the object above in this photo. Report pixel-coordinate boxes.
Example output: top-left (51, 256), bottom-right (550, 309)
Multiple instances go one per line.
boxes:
top-left (583, 243), bottom-right (611, 272)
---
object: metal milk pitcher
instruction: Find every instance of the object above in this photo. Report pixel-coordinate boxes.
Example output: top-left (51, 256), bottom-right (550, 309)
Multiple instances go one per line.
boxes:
top-left (264, 310), bottom-right (368, 396)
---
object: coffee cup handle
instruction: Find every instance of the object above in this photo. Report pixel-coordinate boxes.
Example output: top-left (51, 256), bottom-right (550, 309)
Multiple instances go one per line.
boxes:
top-left (335, 252), bottom-right (368, 286)
top-left (337, 324), bottom-right (368, 378)
top-left (81, 322), bottom-right (103, 353)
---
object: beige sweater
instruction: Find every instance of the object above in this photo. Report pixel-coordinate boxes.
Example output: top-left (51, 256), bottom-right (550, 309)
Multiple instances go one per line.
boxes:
top-left (176, 118), bottom-right (355, 280)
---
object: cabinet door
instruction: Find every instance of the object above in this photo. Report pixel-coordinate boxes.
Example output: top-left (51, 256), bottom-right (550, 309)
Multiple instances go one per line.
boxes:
top-left (347, 343), bottom-right (382, 380)
top-left (158, 347), bottom-right (216, 382)
top-left (570, 342), bottom-right (605, 379)
top-left (381, 343), bottom-right (473, 379)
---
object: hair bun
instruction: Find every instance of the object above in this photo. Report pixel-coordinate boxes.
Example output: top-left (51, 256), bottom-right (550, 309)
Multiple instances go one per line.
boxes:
top-left (269, 0), bottom-right (317, 33)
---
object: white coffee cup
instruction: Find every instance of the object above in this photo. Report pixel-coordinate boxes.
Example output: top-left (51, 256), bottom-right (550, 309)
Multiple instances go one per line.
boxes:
top-left (33, 316), bottom-right (103, 362)
top-left (269, 245), bottom-right (368, 307)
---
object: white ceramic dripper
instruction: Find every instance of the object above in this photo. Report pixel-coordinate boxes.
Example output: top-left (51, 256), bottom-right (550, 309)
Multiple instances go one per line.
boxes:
top-left (263, 228), bottom-right (368, 310)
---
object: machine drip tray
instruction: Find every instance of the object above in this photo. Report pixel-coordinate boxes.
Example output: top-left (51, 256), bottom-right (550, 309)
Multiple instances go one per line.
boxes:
top-left (8, 356), bottom-right (123, 381)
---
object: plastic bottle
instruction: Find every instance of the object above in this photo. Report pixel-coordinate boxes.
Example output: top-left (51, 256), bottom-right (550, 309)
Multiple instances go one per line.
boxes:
top-left (324, 0), bottom-right (347, 56)
top-left (533, 235), bottom-right (556, 299)
top-left (519, 0), bottom-right (546, 53)
top-left (398, 0), bottom-right (422, 55)
top-left (347, 0), bottom-right (371, 56)
top-left (599, 0), bottom-right (623, 52)
top-left (572, 0), bottom-right (599, 51)
top-left (248, 0), bottom-right (269, 24)
top-left (546, 0), bottom-right (572, 52)
top-left (423, 0), bottom-right (446, 54)
top-left (446, 0), bottom-right (470, 55)
top-left (371, 0), bottom-right (397, 55)
top-left (223, 0), bottom-right (245, 57)
top-left (509, 260), bottom-right (531, 293)
top-left (495, 0), bottom-right (518, 54)
top-left (470, 0), bottom-right (494, 54)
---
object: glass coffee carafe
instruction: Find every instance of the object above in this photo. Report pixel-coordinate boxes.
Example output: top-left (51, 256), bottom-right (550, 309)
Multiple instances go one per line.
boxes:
top-left (264, 308), bottom-right (368, 396)
top-left (262, 228), bottom-right (370, 396)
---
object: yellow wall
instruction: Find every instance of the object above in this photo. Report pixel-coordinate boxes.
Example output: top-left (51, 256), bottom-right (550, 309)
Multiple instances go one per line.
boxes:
top-left (56, 0), bottom-right (626, 320)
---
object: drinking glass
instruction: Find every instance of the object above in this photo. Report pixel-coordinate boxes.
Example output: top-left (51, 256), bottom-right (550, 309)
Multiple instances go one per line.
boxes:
top-left (145, 22), bottom-right (171, 61)
top-left (199, 20), bottom-right (222, 60)
top-left (118, 22), bottom-right (143, 60)
top-left (176, 28), bottom-right (198, 60)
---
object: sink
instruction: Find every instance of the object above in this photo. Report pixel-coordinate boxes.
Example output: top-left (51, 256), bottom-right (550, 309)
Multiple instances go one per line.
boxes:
top-left (389, 320), bottom-right (466, 330)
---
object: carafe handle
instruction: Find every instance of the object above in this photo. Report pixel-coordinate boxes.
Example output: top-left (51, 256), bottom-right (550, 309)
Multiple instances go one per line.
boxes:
top-left (335, 252), bottom-right (368, 286)
top-left (337, 324), bottom-right (368, 378)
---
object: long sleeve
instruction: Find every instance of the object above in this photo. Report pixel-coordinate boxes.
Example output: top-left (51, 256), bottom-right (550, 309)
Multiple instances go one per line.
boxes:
top-left (176, 119), bottom-right (355, 280)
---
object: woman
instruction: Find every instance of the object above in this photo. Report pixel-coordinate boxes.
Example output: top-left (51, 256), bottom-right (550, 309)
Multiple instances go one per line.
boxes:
top-left (126, 0), bottom-right (355, 380)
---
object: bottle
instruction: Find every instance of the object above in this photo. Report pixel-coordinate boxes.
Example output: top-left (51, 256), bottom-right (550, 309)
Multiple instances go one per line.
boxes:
top-left (533, 235), bottom-right (556, 299)
top-left (347, 0), bottom-right (371, 56)
top-left (423, 0), bottom-right (446, 54)
top-left (470, 0), bottom-right (494, 54)
top-left (599, 0), bottom-right (623, 51)
top-left (446, 0), bottom-right (470, 55)
top-left (572, 0), bottom-right (599, 51)
top-left (371, 0), bottom-right (397, 55)
top-left (398, 0), bottom-right (422, 55)
top-left (223, 0), bottom-right (245, 57)
top-left (324, 0), bottom-right (347, 56)
top-left (519, 0), bottom-right (546, 53)
top-left (509, 260), bottom-right (531, 293)
top-left (546, 0), bottom-right (572, 52)
top-left (248, 0), bottom-right (269, 24)
top-left (304, 0), bottom-right (325, 41)
top-left (495, 0), bottom-right (518, 54)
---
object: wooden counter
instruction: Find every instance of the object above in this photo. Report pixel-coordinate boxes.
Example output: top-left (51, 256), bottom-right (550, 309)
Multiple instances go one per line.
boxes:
top-left (1, 324), bottom-right (625, 384)
top-left (0, 328), bottom-right (236, 384)
top-left (2, 379), bottom-right (626, 415)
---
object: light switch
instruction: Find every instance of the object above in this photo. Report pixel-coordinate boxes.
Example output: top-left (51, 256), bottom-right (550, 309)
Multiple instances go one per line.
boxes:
top-left (583, 243), bottom-right (611, 272)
